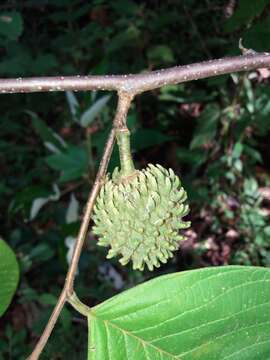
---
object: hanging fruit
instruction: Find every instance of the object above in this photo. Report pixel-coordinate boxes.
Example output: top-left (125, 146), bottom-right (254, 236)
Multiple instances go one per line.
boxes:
top-left (92, 128), bottom-right (190, 271)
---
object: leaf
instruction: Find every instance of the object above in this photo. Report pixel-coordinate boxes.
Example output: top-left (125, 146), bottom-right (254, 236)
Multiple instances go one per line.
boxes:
top-left (0, 12), bottom-right (23, 40)
top-left (65, 236), bottom-right (77, 267)
top-left (30, 198), bottom-right (50, 220)
top-left (39, 293), bottom-right (58, 306)
top-left (0, 47), bottom-right (33, 76)
top-left (31, 53), bottom-right (59, 74)
top-left (46, 145), bottom-right (88, 182)
top-left (224, 0), bottom-right (269, 33)
top-left (30, 184), bottom-right (60, 220)
top-left (190, 104), bottom-right (220, 150)
top-left (80, 95), bottom-right (111, 128)
top-left (177, 148), bottom-right (207, 167)
top-left (29, 243), bottom-right (54, 263)
top-left (147, 45), bottom-right (175, 64)
top-left (232, 142), bottom-right (243, 159)
top-left (66, 193), bottom-right (79, 224)
top-left (132, 129), bottom-right (172, 151)
top-left (0, 239), bottom-right (19, 317)
top-left (88, 266), bottom-right (270, 359)
top-left (107, 27), bottom-right (140, 53)
top-left (244, 178), bottom-right (259, 197)
top-left (242, 15), bottom-right (270, 52)
top-left (9, 186), bottom-right (52, 216)
top-left (28, 111), bottom-right (67, 153)
top-left (66, 91), bottom-right (79, 122)
top-left (112, 0), bottom-right (139, 16)
top-left (243, 144), bottom-right (262, 164)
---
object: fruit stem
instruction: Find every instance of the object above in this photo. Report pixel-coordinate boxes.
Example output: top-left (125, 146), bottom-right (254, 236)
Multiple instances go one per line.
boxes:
top-left (116, 128), bottom-right (136, 176)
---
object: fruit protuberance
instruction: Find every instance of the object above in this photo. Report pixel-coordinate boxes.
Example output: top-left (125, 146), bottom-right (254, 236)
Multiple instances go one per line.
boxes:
top-left (92, 128), bottom-right (190, 271)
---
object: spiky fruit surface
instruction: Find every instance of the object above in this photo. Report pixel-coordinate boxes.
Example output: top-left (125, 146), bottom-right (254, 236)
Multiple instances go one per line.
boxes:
top-left (92, 164), bottom-right (190, 271)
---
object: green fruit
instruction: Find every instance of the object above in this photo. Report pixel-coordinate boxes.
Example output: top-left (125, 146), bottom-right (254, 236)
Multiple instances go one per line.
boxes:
top-left (92, 129), bottom-right (190, 271)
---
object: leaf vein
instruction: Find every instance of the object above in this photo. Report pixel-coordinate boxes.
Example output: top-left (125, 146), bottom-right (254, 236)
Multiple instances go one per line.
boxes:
top-left (223, 339), bottom-right (270, 360)
top-left (179, 320), bottom-right (270, 358)
top-left (134, 279), bottom-right (270, 336)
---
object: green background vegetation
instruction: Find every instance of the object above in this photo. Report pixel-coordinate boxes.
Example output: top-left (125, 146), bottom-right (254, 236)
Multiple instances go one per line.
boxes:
top-left (0, 0), bottom-right (270, 358)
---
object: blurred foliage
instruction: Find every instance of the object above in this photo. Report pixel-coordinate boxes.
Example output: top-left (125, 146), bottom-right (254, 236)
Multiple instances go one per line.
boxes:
top-left (0, 0), bottom-right (270, 358)
top-left (0, 238), bottom-right (19, 317)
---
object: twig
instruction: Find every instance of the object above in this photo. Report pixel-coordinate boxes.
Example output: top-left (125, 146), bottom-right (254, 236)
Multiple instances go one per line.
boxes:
top-left (0, 53), bottom-right (269, 96)
top-left (27, 94), bottom-right (132, 359)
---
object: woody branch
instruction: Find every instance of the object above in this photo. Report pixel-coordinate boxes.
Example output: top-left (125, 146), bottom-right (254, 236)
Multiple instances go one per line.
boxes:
top-left (0, 53), bottom-right (269, 96)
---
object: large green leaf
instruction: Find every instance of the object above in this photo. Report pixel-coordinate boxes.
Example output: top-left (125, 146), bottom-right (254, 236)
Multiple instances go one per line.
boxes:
top-left (0, 239), bottom-right (19, 316)
top-left (88, 266), bottom-right (270, 359)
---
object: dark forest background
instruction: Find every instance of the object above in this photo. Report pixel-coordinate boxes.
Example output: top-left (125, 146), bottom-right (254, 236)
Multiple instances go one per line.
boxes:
top-left (0, 1), bottom-right (270, 358)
